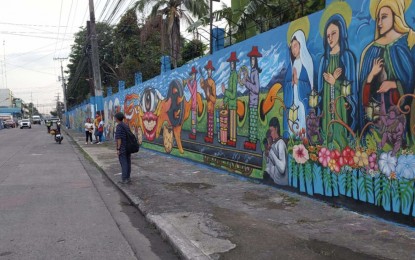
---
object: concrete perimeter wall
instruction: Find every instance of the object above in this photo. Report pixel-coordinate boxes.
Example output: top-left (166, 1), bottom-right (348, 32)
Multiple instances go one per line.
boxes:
top-left (67, 0), bottom-right (415, 225)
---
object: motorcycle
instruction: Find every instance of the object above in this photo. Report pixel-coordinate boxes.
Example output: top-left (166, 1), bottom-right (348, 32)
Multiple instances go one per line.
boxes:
top-left (50, 121), bottom-right (63, 144)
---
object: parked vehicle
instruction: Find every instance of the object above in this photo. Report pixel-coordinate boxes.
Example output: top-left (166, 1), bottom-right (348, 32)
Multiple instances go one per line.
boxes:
top-left (19, 119), bottom-right (31, 129)
top-left (4, 119), bottom-right (16, 128)
top-left (0, 113), bottom-right (14, 128)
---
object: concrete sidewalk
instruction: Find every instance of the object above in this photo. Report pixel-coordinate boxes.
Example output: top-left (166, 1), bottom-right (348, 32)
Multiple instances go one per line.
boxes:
top-left (65, 129), bottom-right (415, 260)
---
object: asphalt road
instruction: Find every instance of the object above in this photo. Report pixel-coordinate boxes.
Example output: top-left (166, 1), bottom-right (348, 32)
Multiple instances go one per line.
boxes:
top-left (0, 125), bottom-right (178, 260)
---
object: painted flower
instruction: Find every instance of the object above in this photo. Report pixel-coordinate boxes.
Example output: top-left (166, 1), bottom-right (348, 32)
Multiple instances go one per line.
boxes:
top-left (328, 159), bottom-right (341, 173)
top-left (293, 144), bottom-right (309, 164)
top-left (310, 153), bottom-right (319, 162)
top-left (353, 150), bottom-right (369, 167)
top-left (367, 169), bottom-right (380, 178)
top-left (330, 149), bottom-right (342, 170)
top-left (368, 153), bottom-right (378, 171)
top-left (318, 147), bottom-right (331, 167)
top-left (340, 146), bottom-right (355, 166)
top-left (378, 152), bottom-right (397, 177)
top-left (396, 155), bottom-right (415, 179)
top-left (308, 146), bottom-right (316, 152)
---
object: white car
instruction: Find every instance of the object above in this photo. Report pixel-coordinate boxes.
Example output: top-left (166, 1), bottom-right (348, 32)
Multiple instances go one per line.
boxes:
top-left (19, 119), bottom-right (31, 129)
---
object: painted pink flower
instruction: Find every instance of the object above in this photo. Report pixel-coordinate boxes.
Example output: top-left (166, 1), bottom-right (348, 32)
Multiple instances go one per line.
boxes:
top-left (318, 147), bottom-right (331, 167)
top-left (368, 153), bottom-right (378, 171)
top-left (293, 144), bottom-right (309, 164)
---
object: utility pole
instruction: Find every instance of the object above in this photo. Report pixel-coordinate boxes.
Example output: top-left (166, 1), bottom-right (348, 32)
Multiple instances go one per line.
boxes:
top-left (88, 0), bottom-right (103, 107)
top-left (55, 93), bottom-right (61, 119)
top-left (54, 57), bottom-right (67, 119)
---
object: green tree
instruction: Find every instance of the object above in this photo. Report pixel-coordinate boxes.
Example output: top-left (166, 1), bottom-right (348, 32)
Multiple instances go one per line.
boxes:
top-left (66, 23), bottom-right (114, 108)
top-left (112, 8), bottom-right (141, 88)
top-left (181, 39), bottom-right (206, 64)
top-left (133, 0), bottom-right (209, 68)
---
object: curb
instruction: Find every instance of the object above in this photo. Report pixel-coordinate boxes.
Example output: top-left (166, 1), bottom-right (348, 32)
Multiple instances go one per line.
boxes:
top-left (64, 129), bottom-right (211, 260)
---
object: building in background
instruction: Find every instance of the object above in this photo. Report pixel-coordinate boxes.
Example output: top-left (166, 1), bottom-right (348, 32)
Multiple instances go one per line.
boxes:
top-left (0, 89), bottom-right (12, 107)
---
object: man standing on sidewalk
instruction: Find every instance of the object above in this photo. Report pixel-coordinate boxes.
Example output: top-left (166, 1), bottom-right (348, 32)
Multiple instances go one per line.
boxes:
top-left (114, 112), bottom-right (131, 184)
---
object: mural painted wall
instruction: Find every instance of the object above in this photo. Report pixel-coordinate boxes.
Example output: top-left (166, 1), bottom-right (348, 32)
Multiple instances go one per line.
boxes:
top-left (68, 0), bottom-right (415, 225)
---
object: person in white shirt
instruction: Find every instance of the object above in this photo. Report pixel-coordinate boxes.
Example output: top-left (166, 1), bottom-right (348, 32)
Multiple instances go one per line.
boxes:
top-left (84, 118), bottom-right (94, 144)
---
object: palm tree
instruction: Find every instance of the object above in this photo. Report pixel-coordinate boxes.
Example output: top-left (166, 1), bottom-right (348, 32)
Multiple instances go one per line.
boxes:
top-left (133, 0), bottom-right (209, 68)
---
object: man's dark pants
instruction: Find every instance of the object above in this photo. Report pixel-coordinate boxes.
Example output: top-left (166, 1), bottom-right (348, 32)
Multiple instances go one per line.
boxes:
top-left (118, 152), bottom-right (131, 181)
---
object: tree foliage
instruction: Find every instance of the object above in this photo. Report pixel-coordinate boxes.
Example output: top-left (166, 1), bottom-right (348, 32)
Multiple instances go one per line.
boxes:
top-left (133, 0), bottom-right (209, 68)
top-left (189, 0), bottom-right (326, 44)
top-left (181, 39), bottom-right (207, 65)
top-left (66, 0), bottom-right (326, 107)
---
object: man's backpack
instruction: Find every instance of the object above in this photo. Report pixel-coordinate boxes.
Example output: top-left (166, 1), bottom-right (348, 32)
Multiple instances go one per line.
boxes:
top-left (121, 123), bottom-right (140, 154)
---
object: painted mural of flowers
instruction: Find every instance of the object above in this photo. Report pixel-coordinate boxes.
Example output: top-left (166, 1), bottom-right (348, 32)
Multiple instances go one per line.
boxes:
top-left (328, 149), bottom-right (341, 172)
top-left (353, 150), bottom-right (368, 167)
top-left (328, 159), bottom-right (341, 173)
top-left (310, 153), bottom-right (319, 162)
top-left (293, 144), bottom-right (309, 164)
top-left (396, 155), bottom-right (415, 179)
top-left (378, 152), bottom-right (397, 177)
top-left (368, 152), bottom-right (378, 171)
top-left (367, 169), bottom-right (380, 178)
top-left (340, 146), bottom-right (355, 167)
top-left (318, 147), bottom-right (331, 167)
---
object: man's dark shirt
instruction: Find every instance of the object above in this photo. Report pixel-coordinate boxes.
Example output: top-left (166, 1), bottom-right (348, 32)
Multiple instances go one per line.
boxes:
top-left (115, 122), bottom-right (128, 154)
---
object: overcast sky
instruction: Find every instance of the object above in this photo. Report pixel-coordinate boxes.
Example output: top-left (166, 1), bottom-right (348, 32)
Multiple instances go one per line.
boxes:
top-left (0, 0), bottom-right (229, 115)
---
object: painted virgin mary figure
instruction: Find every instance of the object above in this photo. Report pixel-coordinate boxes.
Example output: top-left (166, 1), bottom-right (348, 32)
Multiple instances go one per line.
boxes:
top-left (360, 0), bottom-right (415, 140)
top-left (318, 13), bottom-right (358, 148)
top-left (283, 29), bottom-right (314, 138)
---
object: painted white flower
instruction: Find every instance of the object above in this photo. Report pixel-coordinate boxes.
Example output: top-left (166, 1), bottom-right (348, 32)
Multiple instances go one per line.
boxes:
top-left (396, 155), bottom-right (415, 180)
top-left (378, 152), bottom-right (397, 177)
top-left (293, 144), bottom-right (309, 164)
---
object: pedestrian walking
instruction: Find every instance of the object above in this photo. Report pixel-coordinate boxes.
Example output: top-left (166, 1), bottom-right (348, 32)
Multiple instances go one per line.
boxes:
top-left (46, 120), bottom-right (52, 133)
top-left (114, 112), bottom-right (131, 184)
top-left (97, 117), bottom-right (104, 144)
top-left (84, 118), bottom-right (93, 144)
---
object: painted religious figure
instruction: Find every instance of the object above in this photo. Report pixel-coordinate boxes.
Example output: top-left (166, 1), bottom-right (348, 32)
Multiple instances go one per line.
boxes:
top-left (360, 0), bottom-right (415, 142)
top-left (240, 46), bottom-right (262, 151)
top-left (222, 52), bottom-right (239, 147)
top-left (318, 13), bottom-right (358, 148)
top-left (283, 30), bottom-right (314, 138)
top-left (187, 66), bottom-right (198, 140)
top-left (200, 60), bottom-right (217, 143)
top-left (263, 117), bottom-right (288, 186)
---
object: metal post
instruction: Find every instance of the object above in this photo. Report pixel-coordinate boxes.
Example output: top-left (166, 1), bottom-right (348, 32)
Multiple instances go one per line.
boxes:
top-left (210, 0), bottom-right (220, 54)
top-left (54, 58), bottom-right (68, 117)
top-left (210, 0), bottom-right (213, 54)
